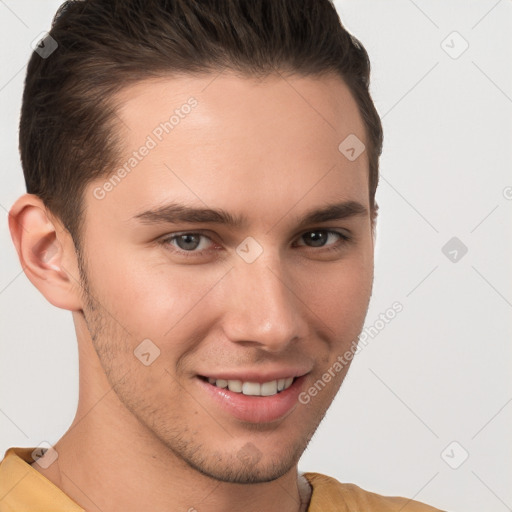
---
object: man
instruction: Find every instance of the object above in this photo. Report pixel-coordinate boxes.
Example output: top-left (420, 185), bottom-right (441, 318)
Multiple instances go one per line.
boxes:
top-left (1, 0), bottom-right (445, 510)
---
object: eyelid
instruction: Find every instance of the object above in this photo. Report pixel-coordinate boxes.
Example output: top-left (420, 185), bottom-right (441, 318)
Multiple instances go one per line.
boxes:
top-left (295, 227), bottom-right (351, 239)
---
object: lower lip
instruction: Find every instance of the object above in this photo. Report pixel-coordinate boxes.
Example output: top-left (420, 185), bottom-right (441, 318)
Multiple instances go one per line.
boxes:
top-left (196, 376), bottom-right (305, 424)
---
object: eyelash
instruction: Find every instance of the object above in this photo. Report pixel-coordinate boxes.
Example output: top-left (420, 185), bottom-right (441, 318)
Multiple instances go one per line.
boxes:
top-left (158, 229), bottom-right (352, 259)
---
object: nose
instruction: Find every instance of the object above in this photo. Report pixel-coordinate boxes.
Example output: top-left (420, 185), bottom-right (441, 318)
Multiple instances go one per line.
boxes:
top-left (219, 255), bottom-right (308, 352)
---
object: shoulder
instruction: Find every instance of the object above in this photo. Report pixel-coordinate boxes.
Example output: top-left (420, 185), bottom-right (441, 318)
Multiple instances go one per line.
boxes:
top-left (303, 472), bottom-right (447, 512)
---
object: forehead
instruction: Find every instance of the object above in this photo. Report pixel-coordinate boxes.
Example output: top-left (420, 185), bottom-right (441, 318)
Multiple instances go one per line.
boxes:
top-left (87, 72), bottom-right (370, 227)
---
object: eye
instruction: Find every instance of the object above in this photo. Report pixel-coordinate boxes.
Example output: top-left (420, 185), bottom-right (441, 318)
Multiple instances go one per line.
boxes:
top-left (295, 229), bottom-right (350, 249)
top-left (161, 232), bottom-right (215, 254)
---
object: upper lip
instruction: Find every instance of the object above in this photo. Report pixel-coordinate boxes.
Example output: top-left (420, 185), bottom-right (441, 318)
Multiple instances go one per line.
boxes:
top-left (198, 368), bottom-right (310, 383)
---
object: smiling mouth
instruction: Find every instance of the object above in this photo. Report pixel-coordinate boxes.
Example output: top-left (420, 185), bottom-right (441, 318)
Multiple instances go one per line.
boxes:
top-left (198, 376), bottom-right (296, 397)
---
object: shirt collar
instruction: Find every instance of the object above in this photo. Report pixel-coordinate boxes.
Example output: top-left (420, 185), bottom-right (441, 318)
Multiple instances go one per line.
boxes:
top-left (0, 446), bottom-right (85, 511)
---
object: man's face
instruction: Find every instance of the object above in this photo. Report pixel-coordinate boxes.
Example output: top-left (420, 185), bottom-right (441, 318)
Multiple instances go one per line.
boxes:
top-left (77, 71), bottom-right (374, 483)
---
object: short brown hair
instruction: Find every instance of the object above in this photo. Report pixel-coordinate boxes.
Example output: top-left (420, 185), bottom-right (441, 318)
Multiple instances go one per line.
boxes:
top-left (20, 0), bottom-right (383, 247)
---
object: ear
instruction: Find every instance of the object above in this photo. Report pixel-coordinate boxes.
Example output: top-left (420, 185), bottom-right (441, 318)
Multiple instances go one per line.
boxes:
top-left (8, 194), bottom-right (84, 311)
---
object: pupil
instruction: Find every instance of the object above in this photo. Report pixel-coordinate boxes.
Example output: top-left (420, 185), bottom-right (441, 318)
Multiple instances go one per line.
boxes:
top-left (178, 234), bottom-right (199, 250)
top-left (307, 231), bottom-right (327, 247)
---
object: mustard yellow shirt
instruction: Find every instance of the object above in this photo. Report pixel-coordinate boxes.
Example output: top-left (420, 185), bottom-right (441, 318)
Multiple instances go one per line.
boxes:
top-left (0, 447), bottom-right (445, 511)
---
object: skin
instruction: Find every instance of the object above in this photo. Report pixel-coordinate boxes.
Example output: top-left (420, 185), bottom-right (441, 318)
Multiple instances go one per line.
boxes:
top-left (9, 71), bottom-right (375, 512)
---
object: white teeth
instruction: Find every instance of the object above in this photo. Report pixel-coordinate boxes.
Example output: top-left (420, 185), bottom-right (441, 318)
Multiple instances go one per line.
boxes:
top-left (227, 380), bottom-right (242, 393)
top-left (242, 382), bottom-right (261, 396)
top-left (216, 379), bottom-right (228, 389)
top-left (207, 377), bottom-right (295, 396)
top-left (260, 380), bottom-right (278, 396)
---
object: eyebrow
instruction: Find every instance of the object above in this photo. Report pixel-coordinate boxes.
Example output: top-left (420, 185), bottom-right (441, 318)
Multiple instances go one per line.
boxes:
top-left (133, 200), bottom-right (368, 230)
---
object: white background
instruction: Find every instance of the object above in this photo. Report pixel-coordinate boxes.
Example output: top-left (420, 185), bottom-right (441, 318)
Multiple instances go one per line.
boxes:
top-left (1, 1), bottom-right (511, 511)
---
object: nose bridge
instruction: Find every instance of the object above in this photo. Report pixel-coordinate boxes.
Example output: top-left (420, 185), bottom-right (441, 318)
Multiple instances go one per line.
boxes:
top-left (222, 254), bottom-right (305, 351)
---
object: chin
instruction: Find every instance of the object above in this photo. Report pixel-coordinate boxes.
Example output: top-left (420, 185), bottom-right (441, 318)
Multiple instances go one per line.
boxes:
top-left (167, 436), bottom-right (307, 484)
top-left (189, 455), bottom-right (295, 484)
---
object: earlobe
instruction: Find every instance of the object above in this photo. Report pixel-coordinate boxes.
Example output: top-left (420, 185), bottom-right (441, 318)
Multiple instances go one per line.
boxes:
top-left (8, 194), bottom-right (83, 311)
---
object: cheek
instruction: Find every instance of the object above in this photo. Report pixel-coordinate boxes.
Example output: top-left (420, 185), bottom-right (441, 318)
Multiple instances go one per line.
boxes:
top-left (295, 255), bottom-right (373, 335)
top-left (90, 252), bottom-right (227, 345)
